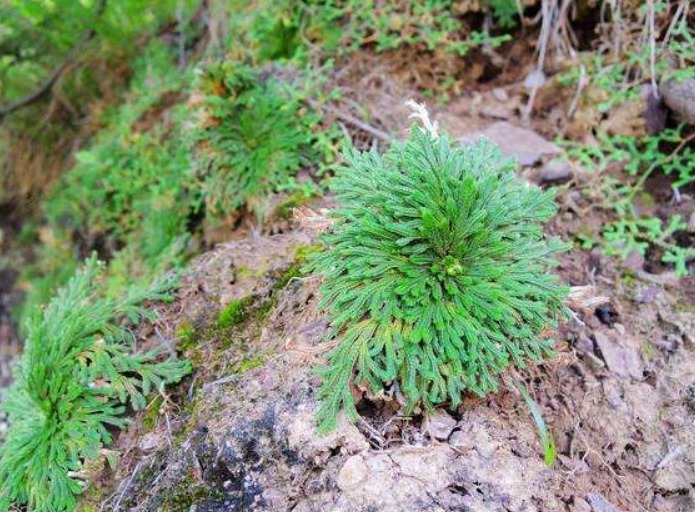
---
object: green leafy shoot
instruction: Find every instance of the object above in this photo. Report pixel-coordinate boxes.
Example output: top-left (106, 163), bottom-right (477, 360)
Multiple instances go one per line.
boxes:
top-left (191, 62), bottom-right (318, 219)
top-left (306, 121), bottom-right (569, 432)
top-left (517, 381), bottom-right (557, 467)
top-left (562, 127), bottom-right (695, 275)
top-left (0, 256), bottom-right (191, 512)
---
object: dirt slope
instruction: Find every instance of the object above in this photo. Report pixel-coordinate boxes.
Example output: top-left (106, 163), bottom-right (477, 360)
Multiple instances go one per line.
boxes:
top-left (89, 210), bottom-right (695, 512)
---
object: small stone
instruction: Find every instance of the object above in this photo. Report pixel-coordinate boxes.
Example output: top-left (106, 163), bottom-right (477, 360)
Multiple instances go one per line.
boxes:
top-left (524, 68), bottom-right (547, 90)
top-left (654, 333), bottom-right (680, 352)
top-left (480, 103), bottom-right (513, 120)
top-left (661, 78), bottom-right (695, 124)
top-left (585, 352), bottom-right (606, 371)
top-left (538, 159), bottom-right (572, 183)
top-left (138, 432), bottom-right (163, 453)
top-left (594, 331), bottom-right (643, 379)
top-left (427, 410), bottom-right (457, 440)
top-left (448, 430), bottom-right (470, 451)
top-left (571, 497), bottom-right (592, 512)
top-left (634, 286), bottom-right (659, 304)
top-left (575, 331), bottom-right (595, 354)
top-left (586, 492), bottom-right (627, 512)
top-left (492, 87), bottom-right (509, 102)
top-left (476, 439), bottom-right (499, 459)
top-left (654, 460), bottom-right (695, 492)
top-left (337, 455), bottom-right (369, 491)
top-left (643, 84), bottom-right (668, 134)
top-left (389, 446), bottom-right (452, 487)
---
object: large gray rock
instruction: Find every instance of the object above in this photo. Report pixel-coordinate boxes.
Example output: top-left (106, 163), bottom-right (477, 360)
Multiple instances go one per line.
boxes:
top-left (463, 121), bottom-right (563, 166)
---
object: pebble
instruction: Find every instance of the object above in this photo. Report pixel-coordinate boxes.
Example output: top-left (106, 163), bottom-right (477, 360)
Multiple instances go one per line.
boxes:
top-left (586, 492), bottom-right (626, 512)
top-left (427, 410), bottom-right (457, 441)
top-left (634, 286), bottom-right (659, 304)
top-left (337, 455), bottom-right (368, 491)
top-left (571, 497), bottom-right (592, 512)
top-left (492, 87), bottom-right (509, 102)
top-left (661, 78), bottom-right (695, 124)
top-left (593, 331), bottom-right (643, 379)
top-left (138, 432), bottom-right (164, 453)
top-left (538, 158), bottom-right (572, 183)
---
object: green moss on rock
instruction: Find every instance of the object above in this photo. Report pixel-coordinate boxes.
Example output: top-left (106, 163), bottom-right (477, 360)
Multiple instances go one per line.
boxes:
top-left (217, 296), bottom-right (253, 328)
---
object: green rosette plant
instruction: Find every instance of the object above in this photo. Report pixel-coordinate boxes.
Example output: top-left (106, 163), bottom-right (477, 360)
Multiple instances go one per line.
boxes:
top-left (0, 256), bottom-right (191, 512)
top-left (307, 117), bottom-right (569, 432)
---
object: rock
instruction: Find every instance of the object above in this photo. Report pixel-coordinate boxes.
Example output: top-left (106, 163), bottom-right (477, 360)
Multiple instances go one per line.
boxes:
top-left (448, 424), bottom-right (499, 458)
top-left (389, 446), bottom-right (452, 489)
top-left (594, 331), bottom-right (643, 379)
top-left (574, 331), bottom-right (595, 354)
top-left (654, 460), bottom-right (695, 492)
top-left (642, 84), bottom-right (668, 134)
top-left (337, 455), bottom-right (369, 491)
top-left (661, 78), bottom-right (695, 124)
top-left (571, 497), bottom-right (592, 512)
top-left (427, 410), bottom-right (457, 440)
top-left (585, 351), bottom-right (606, 371)
top-left (586, 492), bottom-right (627, 512)
top-left (634, 286), bottom-right (659, 304)
top-left (523, 68), bottom-right (547, 90)
top-left (537, 158), bottom-right (572, 183)
top-left (138, 432), bottom-right (164, 453)
top-left (480, 103), bottom-right (513, 120)
top-left (659, 310), bottom-right (695, 347)
top-left (492, 87), bottom-right (509, 102)
top-left (288, 407), bottom-right (369, 459)
top-left (465, 121), bottom-right (562, 166)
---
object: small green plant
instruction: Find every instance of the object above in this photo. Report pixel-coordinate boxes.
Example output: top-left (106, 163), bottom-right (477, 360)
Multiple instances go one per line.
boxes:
top-left (219, 1), bottom-right (513, 68)
top-left (563, 127), bottom-right (695, 275)
top-left (307, 116), bottom-right (568, 432)
top-left (517, 382), bottom-right (556, 467)
top-left (0, 256), bottom-right (191, 512)
top-left (191, 62), bottom-right (320, 219)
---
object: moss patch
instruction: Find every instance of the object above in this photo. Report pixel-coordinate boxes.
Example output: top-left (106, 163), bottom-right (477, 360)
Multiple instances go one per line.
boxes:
top-left (159, 477), bottom-right (222, 512)
top-left (217, 296), bottom-right (253, 328)
top-left (234, 356), bottom-right (264, 373)
top-left (142, 395), bottom-right (165, 431)
top-left (176, 321), bottom-right (197, 351)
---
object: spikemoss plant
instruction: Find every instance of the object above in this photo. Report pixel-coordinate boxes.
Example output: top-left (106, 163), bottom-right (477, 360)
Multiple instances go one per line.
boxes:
top-left (307, 121), bottom-right (569, 432)
top-left (192, 62), bottom-right (317, 218)
top-left (0, 256), bottom-right (191, 512)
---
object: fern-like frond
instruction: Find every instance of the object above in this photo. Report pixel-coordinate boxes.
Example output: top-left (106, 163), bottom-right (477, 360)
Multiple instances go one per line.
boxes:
top-left (306, 126), bottom-right (569, 432)
top-left (0, 256), bottom-right (191, 512)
